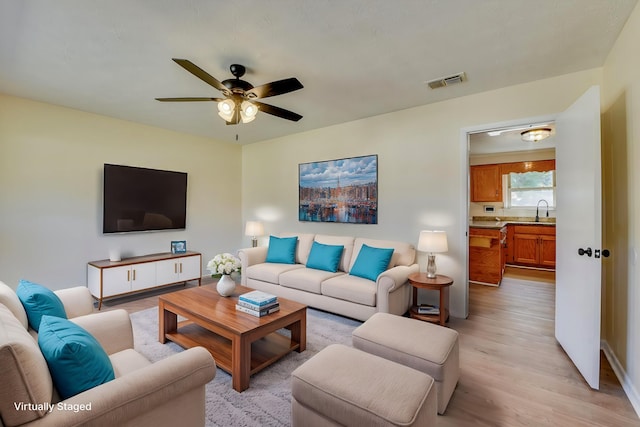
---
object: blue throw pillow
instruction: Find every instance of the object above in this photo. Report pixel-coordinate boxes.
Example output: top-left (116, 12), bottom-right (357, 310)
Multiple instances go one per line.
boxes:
top-left (349, 244), bottom-right (394, 282)
top-left (16, 279), bottom-right (67, 332)
top-left (265, 235), bottom-right (298, 264)
top-left (38, 315), bottom-right (115, 399)
top-left (306, 241), bottom-right (344, 273)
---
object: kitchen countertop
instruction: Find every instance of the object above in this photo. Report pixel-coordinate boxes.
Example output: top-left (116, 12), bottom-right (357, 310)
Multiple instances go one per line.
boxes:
top-left (469, 217), bottom-right (556, 229)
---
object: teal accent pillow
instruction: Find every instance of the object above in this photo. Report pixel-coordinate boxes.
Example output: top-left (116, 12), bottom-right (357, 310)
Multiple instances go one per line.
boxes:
top-left (38, 315), bottom-right (115, 399)
top-left (349, 244), bottom-right (394, 282)
top-left (306, 241), bottom-right (344, 272)
top-left (16, 279), bottom-right (67, 332)
top-left (265, 235), bottom-right (298, 264)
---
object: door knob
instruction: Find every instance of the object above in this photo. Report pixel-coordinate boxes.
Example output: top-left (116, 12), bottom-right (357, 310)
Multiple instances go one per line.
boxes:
top-left (578, 247), bottom-right (592, 257)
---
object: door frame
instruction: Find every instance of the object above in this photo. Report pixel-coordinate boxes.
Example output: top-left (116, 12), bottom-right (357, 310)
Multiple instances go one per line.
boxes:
top-left (458, 113), bottom-right (557, 318)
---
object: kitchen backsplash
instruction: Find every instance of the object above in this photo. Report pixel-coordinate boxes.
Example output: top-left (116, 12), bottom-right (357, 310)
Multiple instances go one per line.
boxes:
top-left (469, 202), bottom-right (556, 220)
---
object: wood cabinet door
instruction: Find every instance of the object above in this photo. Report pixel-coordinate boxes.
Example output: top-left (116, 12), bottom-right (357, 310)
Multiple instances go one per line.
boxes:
top-left (539, 235), bottom-right (557, 268)
top-left (513, 234), bottom-right (539, 265)
top-left (470, 164), bottom-right (502, 202)
top-left (505, 225), bottom-right (515, 263)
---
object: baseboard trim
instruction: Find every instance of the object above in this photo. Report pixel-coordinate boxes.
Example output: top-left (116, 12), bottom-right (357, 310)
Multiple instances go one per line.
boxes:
top-left (601, 339), bottom-right (640, 418)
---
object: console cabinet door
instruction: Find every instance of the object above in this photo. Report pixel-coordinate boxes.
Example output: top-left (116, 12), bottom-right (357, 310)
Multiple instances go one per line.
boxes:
top-left (156, 255), bottom-right (201, 284)
top-left (129, 262), bottom-right (157, 291)
top-left (102, 265), bottom-right (133, 297)
top-left (178, 255), bottom-right (202, 280)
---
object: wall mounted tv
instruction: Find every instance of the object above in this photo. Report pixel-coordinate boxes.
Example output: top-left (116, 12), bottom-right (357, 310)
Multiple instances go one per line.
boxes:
top-left (103, 164), bottom-right (187, 234)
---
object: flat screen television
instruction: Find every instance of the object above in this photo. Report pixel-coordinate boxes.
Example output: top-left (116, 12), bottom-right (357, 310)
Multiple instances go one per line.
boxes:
top-left (103, 164), bottom-right (187, 234)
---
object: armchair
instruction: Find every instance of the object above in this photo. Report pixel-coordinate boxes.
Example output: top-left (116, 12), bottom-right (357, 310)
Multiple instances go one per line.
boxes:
top-left (0, 281), bottom-right (216, 427)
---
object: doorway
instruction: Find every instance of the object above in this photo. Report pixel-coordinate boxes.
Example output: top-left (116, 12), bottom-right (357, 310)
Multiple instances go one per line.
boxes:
top-left (461, 86), bottom-right (604, 390)
top-left (467, 119), bottom-right (557, 289)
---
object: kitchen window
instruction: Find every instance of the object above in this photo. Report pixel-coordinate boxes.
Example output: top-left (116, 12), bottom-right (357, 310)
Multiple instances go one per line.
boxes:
top-left (504, 170), bottom-right (555, 208)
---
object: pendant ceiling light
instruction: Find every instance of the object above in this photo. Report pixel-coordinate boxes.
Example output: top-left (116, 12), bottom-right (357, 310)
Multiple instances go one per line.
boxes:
top-left (521, 128), bottom-right (552, 142)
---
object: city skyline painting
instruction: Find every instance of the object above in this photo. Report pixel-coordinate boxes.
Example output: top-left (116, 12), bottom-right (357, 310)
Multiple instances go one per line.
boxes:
top-left (299, 154), bottom-right (378, 224)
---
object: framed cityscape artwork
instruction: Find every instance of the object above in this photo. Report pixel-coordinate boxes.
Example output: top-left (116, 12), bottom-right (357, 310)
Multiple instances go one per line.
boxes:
top-left (299, 154), bottom-right (378, 224)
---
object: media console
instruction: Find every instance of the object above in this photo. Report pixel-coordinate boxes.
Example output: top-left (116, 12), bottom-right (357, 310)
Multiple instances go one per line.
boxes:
top-left (87, 251), bottom-right (202, 309)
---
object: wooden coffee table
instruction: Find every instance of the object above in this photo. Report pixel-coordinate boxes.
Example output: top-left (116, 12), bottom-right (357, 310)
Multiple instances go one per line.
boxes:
top-left (158, 284), bottom-right (306, 392)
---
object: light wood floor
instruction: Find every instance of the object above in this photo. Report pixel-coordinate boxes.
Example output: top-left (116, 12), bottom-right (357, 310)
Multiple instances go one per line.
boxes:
top-left (103, 273), bottom-right (639, 426)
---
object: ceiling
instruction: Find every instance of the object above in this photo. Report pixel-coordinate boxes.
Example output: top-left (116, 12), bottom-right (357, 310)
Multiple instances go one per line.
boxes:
top-left (0, 1), bottom-right (636, 145)
top-left (469, 122), bottom-right (556, 155)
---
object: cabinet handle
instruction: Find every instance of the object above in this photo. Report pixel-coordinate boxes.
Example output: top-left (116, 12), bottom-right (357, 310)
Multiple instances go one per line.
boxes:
top-left (127, 270), bottom-right (130, 281)
top-left (133, 269), bottom-right (136, 280)
top-left (180, 263), bottom-right (183, 273)
top-left (174, 263), bottom-right (178, 274)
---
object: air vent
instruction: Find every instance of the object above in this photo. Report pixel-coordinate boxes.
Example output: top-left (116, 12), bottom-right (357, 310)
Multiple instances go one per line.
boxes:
top-left (426, 72), bottom-right (466, 89)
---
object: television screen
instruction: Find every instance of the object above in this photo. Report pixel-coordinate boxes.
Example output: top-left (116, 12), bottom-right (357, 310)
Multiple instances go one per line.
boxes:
top-left (103, 164), bottom-right (187, 234)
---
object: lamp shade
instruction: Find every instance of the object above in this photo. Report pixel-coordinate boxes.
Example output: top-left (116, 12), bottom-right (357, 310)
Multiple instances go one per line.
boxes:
top-left (244, 221), bottom-right (264, 237)
top-left (418, 230), bottom-right (448, 253)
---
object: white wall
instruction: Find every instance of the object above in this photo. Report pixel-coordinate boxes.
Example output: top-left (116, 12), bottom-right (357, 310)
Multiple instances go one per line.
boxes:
top-left (242, 68), bottom-right (602, 318)
top-left (601, 0), bottom-right (640, 413)
top-left (0, 95), bottom-right (243, 290)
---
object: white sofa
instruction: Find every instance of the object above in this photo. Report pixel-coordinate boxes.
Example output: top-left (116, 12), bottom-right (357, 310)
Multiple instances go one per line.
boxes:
top-left (0, 281), bottom-right (216, 427)
top-left (238, 233), bottom-right (419, 321)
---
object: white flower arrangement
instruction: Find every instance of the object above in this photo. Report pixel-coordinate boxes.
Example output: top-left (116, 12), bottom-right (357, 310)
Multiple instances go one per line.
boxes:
top-left (207, 253), bottom-right (241, 278)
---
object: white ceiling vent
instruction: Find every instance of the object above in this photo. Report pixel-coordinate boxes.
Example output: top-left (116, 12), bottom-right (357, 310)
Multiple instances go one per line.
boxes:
top-left (426, 72), bottom-right (466, 89)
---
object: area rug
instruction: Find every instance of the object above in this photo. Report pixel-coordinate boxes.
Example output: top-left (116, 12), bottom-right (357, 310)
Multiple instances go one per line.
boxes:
top-left (130, 307), bottom-right (362, 427)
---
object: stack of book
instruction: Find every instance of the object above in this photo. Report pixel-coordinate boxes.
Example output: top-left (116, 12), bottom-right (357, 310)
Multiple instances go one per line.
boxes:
top-left (236, 290), bottom-right (280, 317)
top-left (417, 304), bottom-right (440, 315)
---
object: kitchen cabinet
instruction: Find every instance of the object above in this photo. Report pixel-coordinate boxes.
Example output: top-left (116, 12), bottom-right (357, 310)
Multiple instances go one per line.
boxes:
top-left (470, 164), bottom-right (502, 202)
top-left (512, 225), bottom-right (556, 269)
top-left (469, 226), bottom-right (506, 285)
top-left (88, 251), bottom-right (202, 309)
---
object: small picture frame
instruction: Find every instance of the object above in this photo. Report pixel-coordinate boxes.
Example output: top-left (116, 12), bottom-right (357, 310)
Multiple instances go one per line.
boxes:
top-left (171, 240), bottom-right (187, 254)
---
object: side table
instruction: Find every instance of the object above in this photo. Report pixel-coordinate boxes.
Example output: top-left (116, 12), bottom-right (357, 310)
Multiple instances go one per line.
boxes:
top-left (408, 273), bottom-right (454, 326)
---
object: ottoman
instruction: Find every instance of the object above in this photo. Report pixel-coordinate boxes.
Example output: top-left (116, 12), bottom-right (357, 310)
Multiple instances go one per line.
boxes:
top-left (352, 312), bottom-right (459, 414)
top-left (291, 344), bottom-right (437, 427)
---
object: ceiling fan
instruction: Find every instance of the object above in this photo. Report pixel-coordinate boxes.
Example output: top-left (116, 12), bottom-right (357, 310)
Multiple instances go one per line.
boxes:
top-left (156, 59), bottom-right (303, 125)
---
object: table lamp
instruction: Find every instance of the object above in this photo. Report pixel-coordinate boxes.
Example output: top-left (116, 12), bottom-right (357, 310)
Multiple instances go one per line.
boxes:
top-left (245, 221), bottom-right (264, 247)
top-left (418, 230), bottom-right (448, 278)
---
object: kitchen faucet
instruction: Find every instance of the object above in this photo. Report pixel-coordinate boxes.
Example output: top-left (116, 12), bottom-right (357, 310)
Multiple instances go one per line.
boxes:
top-left (536, 199), bottom-right (549, 222)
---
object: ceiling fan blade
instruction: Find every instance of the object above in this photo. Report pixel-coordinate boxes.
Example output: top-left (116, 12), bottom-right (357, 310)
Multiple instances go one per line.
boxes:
top-left (247, 78), bottom-right (303, 99)
top-left (172, 59), bottom-right (229, 93)
top-left (254, 101), bottom-right (303, 121)
top-left (155, 97), bottom-right (225, 102)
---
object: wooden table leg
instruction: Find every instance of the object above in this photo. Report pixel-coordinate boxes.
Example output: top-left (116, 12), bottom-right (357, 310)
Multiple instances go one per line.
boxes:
top-left (232, 336), bottom-right (251, 392)
top-left (290, 313), bottom-right (307, 352)
top-left (159, 302), bottom-right (177, 343)
top-left (438, 287), bottom-right (446, 326)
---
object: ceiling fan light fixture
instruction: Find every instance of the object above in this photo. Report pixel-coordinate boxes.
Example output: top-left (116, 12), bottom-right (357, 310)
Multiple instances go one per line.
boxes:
top-left (217, 99), bottom-right (236, 122)
top-left (240, 101), bottom-right (258, 123)
top-left (521, 128), bottom-right (552, 142)
top-left (242, 101), bottom-right (258, 117)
